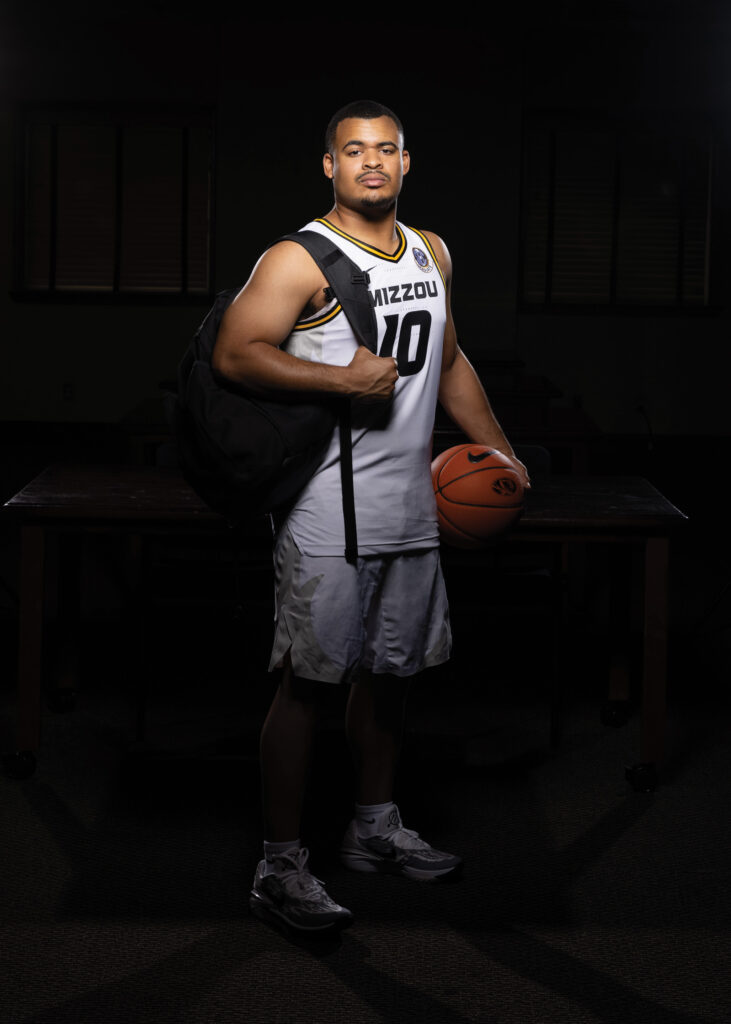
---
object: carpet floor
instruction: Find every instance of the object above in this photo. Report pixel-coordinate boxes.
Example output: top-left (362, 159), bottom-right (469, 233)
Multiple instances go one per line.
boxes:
top-left (2, 627), bottom-right (730, 1024)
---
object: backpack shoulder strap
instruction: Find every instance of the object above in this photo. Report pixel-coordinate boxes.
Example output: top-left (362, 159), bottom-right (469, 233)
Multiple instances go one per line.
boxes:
top-left (271, 229), bottom-right (378, 564)
top-left (273, 230), bottom-right (378, 354)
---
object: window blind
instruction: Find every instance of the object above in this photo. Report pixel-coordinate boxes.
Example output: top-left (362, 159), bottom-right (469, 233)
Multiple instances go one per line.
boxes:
top-left (520, 115), bottom-right (712, 309)
top-left (18, 108), bottom-right (213, 298)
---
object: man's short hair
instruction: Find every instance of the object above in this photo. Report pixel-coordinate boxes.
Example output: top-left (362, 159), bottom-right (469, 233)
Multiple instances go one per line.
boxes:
top-left (325, 100), bottom-right (404, 155)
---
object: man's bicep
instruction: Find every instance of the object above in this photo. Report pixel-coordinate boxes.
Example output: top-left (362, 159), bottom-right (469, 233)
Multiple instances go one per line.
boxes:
top-left (219, 280), bottom-right (302, 349)
top-left (440, 313), bottom-right (459, 376)
top-left (215, 243), bottom-right (322, 358)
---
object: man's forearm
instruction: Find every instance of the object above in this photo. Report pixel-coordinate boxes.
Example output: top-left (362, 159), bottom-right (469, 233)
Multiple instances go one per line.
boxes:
top-left (214, 339), bottom-right (351, 397)
top-left (438, 349), bottom-right (515, 455)
top-left (214, 339), bottom-right (399, 403)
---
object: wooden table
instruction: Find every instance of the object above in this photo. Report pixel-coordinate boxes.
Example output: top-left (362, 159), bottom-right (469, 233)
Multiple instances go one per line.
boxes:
top-left (2, 464), bottom-right (686, 788)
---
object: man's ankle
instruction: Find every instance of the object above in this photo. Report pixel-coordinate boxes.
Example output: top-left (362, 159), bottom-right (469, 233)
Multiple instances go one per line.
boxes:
top-left (354, 801), bottom-right (397, 838)
top-left (262, 838), bottom-right (302, 874)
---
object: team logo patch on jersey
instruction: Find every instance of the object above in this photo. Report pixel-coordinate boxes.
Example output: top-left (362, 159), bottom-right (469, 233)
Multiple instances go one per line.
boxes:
top-left (412, 247), bottom-right (433, 273)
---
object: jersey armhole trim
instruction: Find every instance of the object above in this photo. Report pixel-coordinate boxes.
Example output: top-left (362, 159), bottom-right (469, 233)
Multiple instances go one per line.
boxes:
top-left (409, 227), bottom-right (446, 288)
top-left (293, 302), bottom-right (343, 330)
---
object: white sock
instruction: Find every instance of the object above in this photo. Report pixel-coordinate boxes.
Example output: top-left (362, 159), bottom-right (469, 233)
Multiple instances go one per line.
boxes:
top-left (262, 838), bottom-right (302, 875)
top-left (355, 801), bottom-right (400, 838)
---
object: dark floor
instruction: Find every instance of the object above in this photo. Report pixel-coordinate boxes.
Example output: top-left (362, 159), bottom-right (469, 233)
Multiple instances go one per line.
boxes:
top-left (2, 574), bottom-right (730, 1024)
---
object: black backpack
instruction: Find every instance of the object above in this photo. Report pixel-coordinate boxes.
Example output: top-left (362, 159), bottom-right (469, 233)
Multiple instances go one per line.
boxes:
top-left (165, 230), bottom-right (378, 562)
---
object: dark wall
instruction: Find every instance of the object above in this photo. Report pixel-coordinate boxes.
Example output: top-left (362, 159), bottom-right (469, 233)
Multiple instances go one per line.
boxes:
top-left (518, 4), bottom-right (731, 436)
top-left (1, 3), bottom-right (730, 436)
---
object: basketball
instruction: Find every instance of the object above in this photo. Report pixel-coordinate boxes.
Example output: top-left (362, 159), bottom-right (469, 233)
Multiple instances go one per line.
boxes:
top-left (431, 444), bottom-right (525, 548)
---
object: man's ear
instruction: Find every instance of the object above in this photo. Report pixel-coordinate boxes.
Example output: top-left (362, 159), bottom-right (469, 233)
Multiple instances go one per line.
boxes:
top-left (402, 149), bottom-right (410, 176)
top-left (323, 152), bottom-right (334, 180)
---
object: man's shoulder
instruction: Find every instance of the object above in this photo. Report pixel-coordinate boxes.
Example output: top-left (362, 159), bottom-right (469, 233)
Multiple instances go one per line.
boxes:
top-left (256, 232), bottom-right (327, 279)
top-left (405, 225), bottom-right (445, 249)
top-left (262, 221), bottom-right (336, 266)
top-left (225, 231), bottom-right (329, 314)
top-left (404, 226), bottom-right (451, 280)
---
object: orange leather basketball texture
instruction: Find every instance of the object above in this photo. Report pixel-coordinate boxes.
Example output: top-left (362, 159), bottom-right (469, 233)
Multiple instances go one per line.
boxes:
top-left (431, 444), bottom-right (525, 549)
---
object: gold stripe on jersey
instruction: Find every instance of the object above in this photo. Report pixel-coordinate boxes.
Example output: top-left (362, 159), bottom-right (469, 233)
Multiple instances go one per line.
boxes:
top-left (409, 227), bottom-right (446, 288)
top-left (314, 218), bottom-right (407, 261)
top-left (293, 303), bottom-right (342, 330)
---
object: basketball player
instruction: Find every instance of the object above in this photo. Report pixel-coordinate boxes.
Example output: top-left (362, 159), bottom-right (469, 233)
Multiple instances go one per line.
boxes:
top-left (213, 101), bottom-right (529, 933)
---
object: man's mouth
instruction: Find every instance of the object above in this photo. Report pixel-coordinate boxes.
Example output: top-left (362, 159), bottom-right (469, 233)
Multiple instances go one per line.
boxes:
top-left (358, 174), bottom-right (389, 186)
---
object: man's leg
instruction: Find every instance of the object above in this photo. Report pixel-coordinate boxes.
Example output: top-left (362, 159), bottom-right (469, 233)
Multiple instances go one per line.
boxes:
top-left (345, 670), bottom-right (410, 805)
top-left (252, 652), bottom-right (353, 931)
top-left (340, 671), bottom-right (463, 878)
top-left (259, 652), bottom-right (320, 842)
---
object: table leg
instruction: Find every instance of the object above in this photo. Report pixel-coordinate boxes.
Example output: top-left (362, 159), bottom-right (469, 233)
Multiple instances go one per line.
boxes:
top-left (603, 546), bottom-right (633, 728)
top-left (548, 542), bottom-right (569, 749)
top-left (47, 533), bottom-right (81, 712)
top-left (124, 534), bottom-right (148, 744)
top-left (640, 536), bottom-right (669, 769)
top-left (15, 526), bottom-right (46, 756)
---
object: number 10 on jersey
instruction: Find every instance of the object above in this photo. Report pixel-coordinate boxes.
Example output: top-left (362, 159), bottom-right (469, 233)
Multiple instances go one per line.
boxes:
top-left (379, 311), bottom-right (432, 377)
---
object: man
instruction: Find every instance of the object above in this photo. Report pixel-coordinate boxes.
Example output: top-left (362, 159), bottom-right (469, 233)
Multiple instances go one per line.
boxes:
top-left (213, 100), bottom-right (529, 933)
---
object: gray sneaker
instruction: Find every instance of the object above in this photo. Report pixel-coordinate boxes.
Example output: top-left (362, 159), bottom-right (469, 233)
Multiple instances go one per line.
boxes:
top-left (341, 806), bottom-right (463, 881)
top-left (249, 847), bottom-right (354, 932)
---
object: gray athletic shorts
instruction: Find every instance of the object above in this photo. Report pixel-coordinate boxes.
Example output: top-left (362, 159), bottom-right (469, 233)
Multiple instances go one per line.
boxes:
top-left (268, 528), bottom-right (452, 683)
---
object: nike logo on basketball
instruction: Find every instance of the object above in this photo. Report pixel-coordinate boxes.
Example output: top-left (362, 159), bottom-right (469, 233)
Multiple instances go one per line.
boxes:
top-left (467, 450), bottom-right (495, 463)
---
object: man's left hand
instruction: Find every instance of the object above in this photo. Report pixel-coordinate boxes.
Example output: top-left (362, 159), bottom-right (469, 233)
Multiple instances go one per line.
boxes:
top-left (505, 454), bottom-right (531, 491)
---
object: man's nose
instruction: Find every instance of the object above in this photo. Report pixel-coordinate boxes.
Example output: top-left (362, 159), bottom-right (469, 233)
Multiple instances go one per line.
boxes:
top-left (363, 151), bottom-right (382, 167)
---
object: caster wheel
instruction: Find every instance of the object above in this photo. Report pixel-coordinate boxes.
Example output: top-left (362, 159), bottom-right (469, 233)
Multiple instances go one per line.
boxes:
top-left (625, 762), bottom-right (658, 792)
top-left (601, 699), bottom-right (631, 728)
top-left (47, 689), bottom-right (77, 713)
top-left (2, 750), bottom-right (37, 779)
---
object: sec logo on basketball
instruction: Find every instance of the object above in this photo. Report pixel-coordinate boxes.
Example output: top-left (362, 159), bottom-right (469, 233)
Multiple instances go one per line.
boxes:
top-left (492, 477), bottom-right (518, 496)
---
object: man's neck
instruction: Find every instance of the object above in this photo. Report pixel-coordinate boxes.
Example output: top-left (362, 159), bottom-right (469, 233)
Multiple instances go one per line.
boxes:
top-left (323, 204), bottom-right (400, 252)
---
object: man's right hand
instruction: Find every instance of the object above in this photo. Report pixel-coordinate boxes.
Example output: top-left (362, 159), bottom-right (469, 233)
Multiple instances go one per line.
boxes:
top-left (346, 346), bottom-right (399, 401)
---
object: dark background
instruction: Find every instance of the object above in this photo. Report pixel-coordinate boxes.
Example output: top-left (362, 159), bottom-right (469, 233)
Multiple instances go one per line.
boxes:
top-left (2, 1), bottom-right (731, 437)
top-left (1, 0), bottom-right (730, 689)
top-left (1, 5), bottom-right (731, 1022)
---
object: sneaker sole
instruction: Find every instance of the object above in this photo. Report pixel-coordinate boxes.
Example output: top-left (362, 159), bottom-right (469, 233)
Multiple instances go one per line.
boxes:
top-left (249, 893), bottom-right (354, 933)
top-left (341, 850), bottom-right (463, 881)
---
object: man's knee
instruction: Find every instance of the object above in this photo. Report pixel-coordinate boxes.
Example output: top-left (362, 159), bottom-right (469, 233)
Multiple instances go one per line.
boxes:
top-left (278, 653), bottom-right (332, 709)
top-left (351, 670), bottom-right (411, 724)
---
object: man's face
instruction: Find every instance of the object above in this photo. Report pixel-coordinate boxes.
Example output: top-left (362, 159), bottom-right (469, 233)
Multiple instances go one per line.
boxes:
top-left (323, 116), bottom-right (410, 213)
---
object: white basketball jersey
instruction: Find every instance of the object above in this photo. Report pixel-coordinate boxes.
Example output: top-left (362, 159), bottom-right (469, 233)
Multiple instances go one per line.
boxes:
top-left (281, 218), bottom-right (447, 556)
